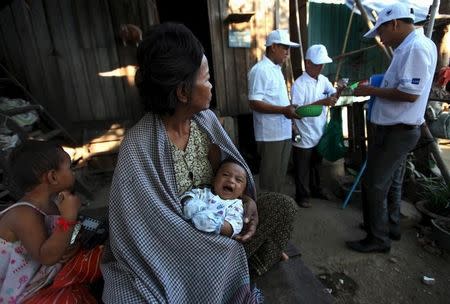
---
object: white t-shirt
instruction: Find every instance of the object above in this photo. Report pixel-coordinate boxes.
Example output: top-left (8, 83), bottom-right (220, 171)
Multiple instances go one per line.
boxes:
top-left (248, 56), bottom-right (292, 141)
top-left (370, 28), bottom-right (437, 126)
top-left (291, 72), bottom-right (336, 148)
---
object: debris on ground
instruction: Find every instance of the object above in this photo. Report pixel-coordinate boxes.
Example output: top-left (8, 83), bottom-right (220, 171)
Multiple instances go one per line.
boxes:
top-left (422, 276), bottom-right (436, 286)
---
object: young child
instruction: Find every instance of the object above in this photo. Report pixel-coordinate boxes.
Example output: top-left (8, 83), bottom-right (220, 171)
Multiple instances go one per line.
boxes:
top-left (0, 140), bottom-right (100, 303)
top-left (180, 159), bottom-right (247, 237)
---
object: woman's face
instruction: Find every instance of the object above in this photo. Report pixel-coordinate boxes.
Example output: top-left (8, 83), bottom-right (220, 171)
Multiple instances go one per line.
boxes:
top-left (189, 55), bottom-right (213, 111)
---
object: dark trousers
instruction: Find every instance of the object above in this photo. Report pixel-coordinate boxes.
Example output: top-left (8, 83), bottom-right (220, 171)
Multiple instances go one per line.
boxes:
top-left (362, 125), bottom-right (420, 246)
top-left (292, 145), bottom-right (322, 202)
top-left (257, 140), bottom-right (291, 193)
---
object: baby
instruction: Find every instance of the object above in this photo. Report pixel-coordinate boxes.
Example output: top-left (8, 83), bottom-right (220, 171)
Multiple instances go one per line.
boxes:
top-left (180, 159), bottom-right (247, 237)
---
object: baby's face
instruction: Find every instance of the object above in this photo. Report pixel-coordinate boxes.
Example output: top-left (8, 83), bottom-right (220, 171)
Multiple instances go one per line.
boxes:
top-left (213, 162), bottom-right (247, 200)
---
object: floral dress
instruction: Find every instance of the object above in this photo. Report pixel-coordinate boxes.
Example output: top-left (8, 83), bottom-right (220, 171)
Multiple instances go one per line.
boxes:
top-left (170, 120), bottom-right (214, 195)
top-left (0, 202), bottom-right (61, 303)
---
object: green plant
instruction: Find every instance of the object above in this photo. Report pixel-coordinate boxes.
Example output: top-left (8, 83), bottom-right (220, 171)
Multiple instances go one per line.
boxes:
top-left (420, 177), bottom-right (450, 217)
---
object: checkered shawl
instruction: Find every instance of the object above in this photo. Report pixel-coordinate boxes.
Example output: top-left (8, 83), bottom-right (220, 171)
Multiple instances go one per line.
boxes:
top-left (101, 110), bottom-right (257, 303)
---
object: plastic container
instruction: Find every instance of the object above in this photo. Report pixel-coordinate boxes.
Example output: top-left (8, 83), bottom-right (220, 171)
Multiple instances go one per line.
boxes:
top-left (369, 74), bottom-right (384, 87)
top-left (295, 104), bottom-right (323, 117)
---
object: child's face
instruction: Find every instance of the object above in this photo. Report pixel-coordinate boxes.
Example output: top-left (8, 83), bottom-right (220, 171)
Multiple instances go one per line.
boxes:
top-left (213, 162), bottom-right (247, 200)
top-left (54, 151), bottom-right (75, 191)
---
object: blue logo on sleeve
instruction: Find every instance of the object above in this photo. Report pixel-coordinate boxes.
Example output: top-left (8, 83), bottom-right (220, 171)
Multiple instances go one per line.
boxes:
top-left (412, 78), bottom-right (420, 85)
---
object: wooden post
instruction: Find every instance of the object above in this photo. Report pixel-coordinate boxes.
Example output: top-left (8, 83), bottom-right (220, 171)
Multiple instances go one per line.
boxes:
top-left (295, 0), bottom-right (305, 72)
top-left (353, 0), bottom-right (392, 59)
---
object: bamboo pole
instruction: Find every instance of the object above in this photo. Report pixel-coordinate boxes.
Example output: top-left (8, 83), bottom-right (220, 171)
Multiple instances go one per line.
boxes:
top-left (332, 44), bottom-right (377, 61)
top-left (334, 4), bottom-right (355, 84)
top-left (353, 0), bottom-right (392, 59)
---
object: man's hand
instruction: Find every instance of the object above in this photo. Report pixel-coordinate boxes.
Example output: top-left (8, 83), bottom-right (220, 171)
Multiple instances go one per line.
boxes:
top-left (325, 96), bottom-right (337, 106)
top-left (353, 85), bottom-right (374, 97)
top-left (283, 105), bottom-right (300, 119)
top-left (235, 196), bottom-right (258, 243)
top-left (317, 96), bottom-right (337, 106)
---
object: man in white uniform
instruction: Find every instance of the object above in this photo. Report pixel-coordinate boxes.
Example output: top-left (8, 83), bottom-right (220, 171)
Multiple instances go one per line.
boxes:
top-left (291, 45), bottom-right (339, 208)
top-left (248, 29), bottom-right (299, 192)
top-left (347, 3), bottom-right (437, 253)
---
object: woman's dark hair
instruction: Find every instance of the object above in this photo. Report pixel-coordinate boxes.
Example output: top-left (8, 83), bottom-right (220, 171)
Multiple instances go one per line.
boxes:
top-left (8, 140), bottom-right (65, 192)
top-left (135, 23), bottom-right (205, 115)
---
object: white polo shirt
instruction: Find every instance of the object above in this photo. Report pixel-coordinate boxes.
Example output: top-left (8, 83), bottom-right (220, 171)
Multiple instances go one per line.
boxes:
top-left (248, 56), bottom-right (291, 141)
top-left (291, 72), bottom-right (336, 148)
top-left (370, 28), bottom-right (437, 126)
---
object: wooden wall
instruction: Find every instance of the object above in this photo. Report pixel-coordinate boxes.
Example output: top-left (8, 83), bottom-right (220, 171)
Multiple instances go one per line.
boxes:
top-left (0, 0), bottom-right (159, 133)
top-left (208, 0), bottom-right (292, 117)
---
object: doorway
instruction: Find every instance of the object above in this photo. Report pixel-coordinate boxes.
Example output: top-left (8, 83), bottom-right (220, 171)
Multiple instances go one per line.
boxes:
top-left (156, 0), bottom-right (216, 109)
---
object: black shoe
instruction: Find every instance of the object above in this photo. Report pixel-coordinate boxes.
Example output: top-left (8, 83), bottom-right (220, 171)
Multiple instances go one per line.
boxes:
top-left (346, 238), bottom-right (390, 253)
top-left (311, 189), bottom-right (334, 201)
top-left (358, 223), bottom-right (401, 241)
top-left (359, 223), bottom-right (368, 231)
top-left (389, 231), bottom-right (401, 241)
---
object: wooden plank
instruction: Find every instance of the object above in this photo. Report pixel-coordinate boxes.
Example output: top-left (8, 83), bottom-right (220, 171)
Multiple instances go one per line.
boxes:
top-left (45, 0), bottom-right (88, 122)
top-left (222, 2), bottom-right (240, 116)
top-left (108, 0), bottom-right (158, 120)
top-left (81, 50), bottom-right (107, 120)
top-left (10, 1), bottom-right (53, 112)
top-left (95, 48), bottom-right (118, 118)
top-left (41, 0), bottom-right (77, 121)
top-left (26, 0), bottom-right (72, 125)
top-left (207, 0), bottom-right (227, 116)
top-left (0, 6), bottom-right (28, 84)
top-left (139, 0), bottom-right (159, 31)
top-left (94, 0), bottom-right (127, 119)
top-left (71, 0), bottom-right (108, 120)
top-left (0, 190), bottom-right (10, 199)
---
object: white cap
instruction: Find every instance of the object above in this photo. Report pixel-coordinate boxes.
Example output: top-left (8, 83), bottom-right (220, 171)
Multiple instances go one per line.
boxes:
top-left (305, 44), bottom-right (332, 65)
top-left (364, 3), bottom-right (415, 38)
top-left (265, 29), bottom-right (300, 48)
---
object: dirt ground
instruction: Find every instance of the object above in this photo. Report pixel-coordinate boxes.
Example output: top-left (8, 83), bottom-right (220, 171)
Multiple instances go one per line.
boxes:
top-left (278, 159), bottom-right (450, 304)
top-left (289, 198), bottom-right (450, 304)
top-left (83, 152), bottom-right (450, 304)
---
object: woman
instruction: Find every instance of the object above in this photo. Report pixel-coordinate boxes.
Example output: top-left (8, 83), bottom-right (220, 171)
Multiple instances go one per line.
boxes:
top-left (101, 23), bottom-right (296, 303)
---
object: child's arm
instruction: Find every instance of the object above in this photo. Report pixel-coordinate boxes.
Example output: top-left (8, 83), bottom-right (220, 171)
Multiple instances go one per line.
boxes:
top-left (219, 221), bottom-right (234, 237)
top-left (221, 200), bottom-right (244, 237)
top-left (9, 191), bottom-right (81, 266)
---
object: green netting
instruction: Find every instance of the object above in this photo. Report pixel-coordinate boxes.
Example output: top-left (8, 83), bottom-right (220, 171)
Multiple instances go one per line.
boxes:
top-left (317, 107), bottom-right (347, 162)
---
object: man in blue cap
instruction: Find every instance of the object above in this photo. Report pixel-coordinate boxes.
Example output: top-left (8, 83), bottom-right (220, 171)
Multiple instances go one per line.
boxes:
top-left (347, 3), bottom-right (437, 253)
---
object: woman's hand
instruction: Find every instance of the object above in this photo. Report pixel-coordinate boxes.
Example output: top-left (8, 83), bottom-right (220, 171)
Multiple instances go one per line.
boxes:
top-left (235, 195), bottom-right (258, 243)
